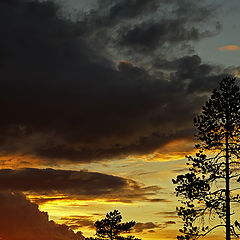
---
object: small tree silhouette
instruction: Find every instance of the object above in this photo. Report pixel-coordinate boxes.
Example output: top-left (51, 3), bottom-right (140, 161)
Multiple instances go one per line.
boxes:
top-left (85, 210), bottom-right (141, 240)
top-left (173, 76), bottom-right (240, 240)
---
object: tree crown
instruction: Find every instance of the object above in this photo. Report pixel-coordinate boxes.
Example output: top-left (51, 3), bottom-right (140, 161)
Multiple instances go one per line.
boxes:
top-left (86, 210), bottom-right (140, 240)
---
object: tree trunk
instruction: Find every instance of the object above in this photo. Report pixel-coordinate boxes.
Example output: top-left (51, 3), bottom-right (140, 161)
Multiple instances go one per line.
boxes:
top-left (225, 128), bottom-right (231, 240)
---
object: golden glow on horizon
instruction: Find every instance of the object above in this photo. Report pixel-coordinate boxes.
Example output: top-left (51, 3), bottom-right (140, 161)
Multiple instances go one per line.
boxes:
top-left (1, 140), bottom-right (231, 240)
top-left (218, 44), bottom-right (240, 51)
top-left (0, 154), bottom-right (51, 169)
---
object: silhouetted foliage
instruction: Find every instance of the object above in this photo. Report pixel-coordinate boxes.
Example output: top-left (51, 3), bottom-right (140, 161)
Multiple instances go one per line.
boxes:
top-left (173, 77), bottom-right (240, 240)
top-left (85, 210), bottom-right (141, 240)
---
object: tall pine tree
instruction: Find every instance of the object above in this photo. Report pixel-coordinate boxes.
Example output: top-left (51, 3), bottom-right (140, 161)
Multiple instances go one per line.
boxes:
top-left (173, 77), bottom-right (240, 240)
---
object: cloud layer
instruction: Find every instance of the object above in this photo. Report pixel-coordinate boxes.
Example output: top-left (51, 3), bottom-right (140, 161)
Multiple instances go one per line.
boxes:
top-left (0, 168), bottom-right (160, 202)
top-left (0, 0), bottom-right (226, 164)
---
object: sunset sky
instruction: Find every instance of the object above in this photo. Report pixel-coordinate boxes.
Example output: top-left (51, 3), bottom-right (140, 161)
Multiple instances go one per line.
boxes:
top-left (1, 0), bottom-right (240, 239)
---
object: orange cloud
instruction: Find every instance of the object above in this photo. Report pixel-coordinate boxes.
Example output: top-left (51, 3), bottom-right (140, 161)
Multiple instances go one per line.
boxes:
top-left (119, 60), bottom-right (131, 64)
top-left (218, 45), bottom-right (240, 51)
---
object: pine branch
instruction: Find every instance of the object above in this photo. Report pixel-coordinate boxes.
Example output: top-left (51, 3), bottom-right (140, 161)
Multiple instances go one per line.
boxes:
top-left (196, 224), bottom-right (225, 238)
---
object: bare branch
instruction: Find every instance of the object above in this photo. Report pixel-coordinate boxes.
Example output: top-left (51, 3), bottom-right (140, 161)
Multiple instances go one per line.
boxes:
top-left (196, 224), bottom-right (225, 238)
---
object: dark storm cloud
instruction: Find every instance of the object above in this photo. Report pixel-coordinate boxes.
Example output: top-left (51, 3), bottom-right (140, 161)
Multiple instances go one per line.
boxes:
top-left (0, 168), bottom-right (160, 202)
top-left (0, 0), bottom-right (225, 163)
top-left (84, 0), bottom-right (220, 55)
top-left (120, 19), bottom-right (220, 52)
top-left (155, 55), bottom-right (225, 93)
top-left (0, 192), bottom-right (84, 240)
top-left (102, 0), bottom-right (159, 21)
top-left (120, 20), bottom-right (200, 50)
top-left (0, 168), bottom-right (125, 194)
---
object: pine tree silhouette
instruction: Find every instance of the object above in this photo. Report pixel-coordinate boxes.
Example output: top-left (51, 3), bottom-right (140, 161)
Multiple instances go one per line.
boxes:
top-left (173, 77), bottom-right (240, 240)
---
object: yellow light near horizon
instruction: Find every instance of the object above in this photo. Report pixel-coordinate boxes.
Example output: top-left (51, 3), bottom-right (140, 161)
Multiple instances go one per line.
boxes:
top-left (27, 195), bottom-right (135, 206)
